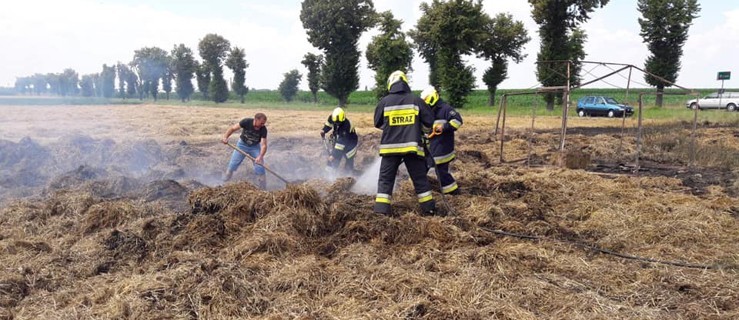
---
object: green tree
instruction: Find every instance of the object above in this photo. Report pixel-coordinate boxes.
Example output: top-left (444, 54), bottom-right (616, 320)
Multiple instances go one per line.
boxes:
top-left (101, 64), bottom-right (116, 98)
top-left (411, 0), bottom-right (488, 108)
top-left (129, 61), bottom-right (144, 100)
top-left (366, 11), bottom-right (414, 99)
top-left (638, 0), bottom-right (699, 107)
top-left (59, 68), bottom-right (79, 96)
top-left (126, 66), bottom-right (139, 99)
top-left (132, 47), bottom-right (169, 101)
top-left (409, 19), bottom-right (440, 89)
top-left (14, 77), bottom-right (31, 95)
top-left (225, 46), bottom-right (249, 103)
top-left (31, 73), bottom-right (47, 95)
top-left (278, 69), bottom-right (302, 102)
top-left (530, 0), bottom-right (609, 110)
top-left (46, 73), bottom-right (61, 96)
top-left (300, 52), bottom-right (323, 103)
top-left (195, 61), bottom-right (210, 100)
top-left (116, 63), bottom-right (129, 98)
top-left (300, 0), bottom-right (375, 106)
top-left (80, 74), bottom-right (95, 97)
top-left (198, 33), bottom-right (231, 103)
top-left (162, 64), bottom-right (173, 100)
top-left (210, 67), bottom-right (229, 103)
top-left (478, 13), bottom-right (530, 106)
top-left (93, 73), bottom-right (103, 97)
top-left (171, 44), bottom-right (197, 102)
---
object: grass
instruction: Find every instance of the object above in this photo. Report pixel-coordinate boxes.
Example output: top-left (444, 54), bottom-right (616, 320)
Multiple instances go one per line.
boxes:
top-left (0, 96), bottom-right (144, 106)
top-left (3, 88), bottom-right (737, 123)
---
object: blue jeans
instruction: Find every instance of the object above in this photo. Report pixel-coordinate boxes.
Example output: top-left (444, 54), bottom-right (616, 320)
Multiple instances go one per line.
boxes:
top-left (228, 140), bottom-right (266, 175)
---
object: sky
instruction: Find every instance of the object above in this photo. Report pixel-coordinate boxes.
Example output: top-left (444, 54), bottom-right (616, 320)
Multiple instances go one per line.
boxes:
top-left (1, 0), bottom-right (737, 91)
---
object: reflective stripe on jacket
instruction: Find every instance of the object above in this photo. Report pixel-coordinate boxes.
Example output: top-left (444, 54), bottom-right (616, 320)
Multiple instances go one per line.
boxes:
top-left (429, 99), bottom-right (462, 164)
top-left (374, 82), bottom-right (434, 157)
top-left (322, 116), bottom-right (359, 149)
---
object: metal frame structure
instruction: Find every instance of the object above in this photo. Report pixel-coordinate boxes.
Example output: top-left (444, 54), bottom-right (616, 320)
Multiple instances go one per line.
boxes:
top-left (493, 60), bottom-right (702, 171)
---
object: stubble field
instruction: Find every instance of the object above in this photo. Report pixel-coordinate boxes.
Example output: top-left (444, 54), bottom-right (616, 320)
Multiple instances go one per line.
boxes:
top-left (1, 104), bottom-right (738, 319)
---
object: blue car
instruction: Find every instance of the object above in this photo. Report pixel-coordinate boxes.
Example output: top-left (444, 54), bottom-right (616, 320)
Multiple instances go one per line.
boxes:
top-left (576, 96), bottom-right (634, 118)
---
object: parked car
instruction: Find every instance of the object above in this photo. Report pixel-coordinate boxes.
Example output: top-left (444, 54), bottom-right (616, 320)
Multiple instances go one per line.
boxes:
top-left (685, 92), bottom-right (739, 111)
top-left (576, 96), bottom-right (634, 118)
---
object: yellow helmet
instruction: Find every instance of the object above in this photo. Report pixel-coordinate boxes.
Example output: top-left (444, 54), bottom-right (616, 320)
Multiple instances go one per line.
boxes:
top-left (387, 70), bottom-right (408, 90)
top-left (420, 86), bottom-right (439, 106)
top-left (331, 107), bottom-right (346, 122)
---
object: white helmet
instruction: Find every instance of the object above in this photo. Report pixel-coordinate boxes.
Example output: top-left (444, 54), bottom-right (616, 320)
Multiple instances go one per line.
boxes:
top-left (387, 70), bottom-right (408, 90)
top-left (420, 86), bottom-right (439, 106)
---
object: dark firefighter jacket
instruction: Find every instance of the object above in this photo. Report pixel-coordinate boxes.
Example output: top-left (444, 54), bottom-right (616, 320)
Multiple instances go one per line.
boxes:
top-left (429, 99), bottom-right (463, 164)
top-left (322, 116), bottom-right (358, 155)
top-left (374, 81), bottom-right (434, 156)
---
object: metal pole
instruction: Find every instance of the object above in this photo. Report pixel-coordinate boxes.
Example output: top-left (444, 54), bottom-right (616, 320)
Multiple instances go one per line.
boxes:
top-left (719, 79), bottom-right (725, 108)
top-left (689, 93), bottom-right (700, 167)
top-left (625, 66), bottom-right (633, 105)
top-left (499, 95), bottom-right (508, 163)
top-left (635, 93), bottom-right (644, 171)
top-left (618, 66), bottom-right (633, 157)
top-left (494, 93), bottom-right (505, 137)
top-left (528, 95), bottom-right (537, 167)
top-left (560, 61), bottom-right (571, 151)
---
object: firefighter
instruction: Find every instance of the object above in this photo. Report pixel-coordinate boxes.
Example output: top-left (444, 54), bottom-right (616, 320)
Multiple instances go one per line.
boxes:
top-left (420, 86), bottom-right (463, 195)
top-left (320, 107), bottom-right (359, 173)
top-left (374, 70), bottom-right (438, 216)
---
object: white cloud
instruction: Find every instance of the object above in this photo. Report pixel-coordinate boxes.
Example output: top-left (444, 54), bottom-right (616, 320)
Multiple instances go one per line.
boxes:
top-left (681, 8), bottom-right (739, 87)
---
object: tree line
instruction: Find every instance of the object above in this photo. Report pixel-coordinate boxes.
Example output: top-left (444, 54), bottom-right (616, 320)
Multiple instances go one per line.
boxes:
top-left (14, 0), bottom-right (699, 108)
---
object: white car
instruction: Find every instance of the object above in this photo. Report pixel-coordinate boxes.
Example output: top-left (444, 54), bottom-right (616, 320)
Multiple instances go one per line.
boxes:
top-left (686, 92), bottom-right (739, 111)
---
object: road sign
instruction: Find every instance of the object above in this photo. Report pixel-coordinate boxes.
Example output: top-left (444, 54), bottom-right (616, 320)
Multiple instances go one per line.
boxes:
top-left (717, 71), bottom-right (731, 80)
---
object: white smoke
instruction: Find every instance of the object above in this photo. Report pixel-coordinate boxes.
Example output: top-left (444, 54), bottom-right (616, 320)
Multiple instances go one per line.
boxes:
top-left (350, 156), bottom-right (382, 195)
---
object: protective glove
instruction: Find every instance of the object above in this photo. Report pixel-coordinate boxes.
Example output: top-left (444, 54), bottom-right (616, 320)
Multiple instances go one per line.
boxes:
top-left (428, 124), bottom-right (443, 139)
top-left (320, 131), bottom-right (326, 138)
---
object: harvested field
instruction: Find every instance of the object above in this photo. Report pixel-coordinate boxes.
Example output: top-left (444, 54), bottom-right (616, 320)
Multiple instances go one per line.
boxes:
top-left (0, 104), bottom-right (738, 319)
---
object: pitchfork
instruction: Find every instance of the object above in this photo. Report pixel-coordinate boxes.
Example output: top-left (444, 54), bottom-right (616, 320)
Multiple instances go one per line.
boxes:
top-left (226, 141), bottom-right (292, 185)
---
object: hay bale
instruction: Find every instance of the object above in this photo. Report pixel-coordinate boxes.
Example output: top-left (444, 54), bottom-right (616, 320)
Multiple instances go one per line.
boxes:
top-left (274, 184), bottom-right (326, 213)
top-left (0, 277), bottom-right (29, 308)
top-left (555, 149), bottom-right (591, 169)
top-left (188, 181), bottom-right (262, 215)
top-left (85, 176), bottom-right (141, 198)
top-left (326, 177), bottom-right (356, 194)
top-left (82, 200), bottom-right (139, 234)
top-left (172, 215), bottom-right (226, 252)
top-left (47, 165), bottom-right (108, 191)
top-left (39, 191), bottom-right (97, 220)
top-left (227, 231), bottom-right (300, 259)
top-left (11, 240), bottom-right (53, 254)
top-left (103, 229), bottom-right (148, 262)
top-left (140, 180), bottom-right (188, 203)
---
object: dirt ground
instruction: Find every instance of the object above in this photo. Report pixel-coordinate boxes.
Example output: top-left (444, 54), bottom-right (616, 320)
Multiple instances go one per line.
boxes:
top-left (0, 104), bottom-right (738, 319)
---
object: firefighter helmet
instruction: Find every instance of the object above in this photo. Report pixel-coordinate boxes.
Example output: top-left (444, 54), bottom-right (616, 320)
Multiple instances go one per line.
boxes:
top-left (387, 70), bottom-right (408, 90)
top-left (420, 86), bottom-right (439, 106)
top-left (331, 107), bottom-right (346, 122)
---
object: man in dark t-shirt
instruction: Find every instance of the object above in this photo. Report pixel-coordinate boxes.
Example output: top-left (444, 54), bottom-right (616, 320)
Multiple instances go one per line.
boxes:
top-left (221, 113), bottom-right (268, 188)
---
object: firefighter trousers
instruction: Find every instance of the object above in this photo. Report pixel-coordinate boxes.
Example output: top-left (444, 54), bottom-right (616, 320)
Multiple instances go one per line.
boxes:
top-left (434, 161), bottom-right (459, 194)
top-left (374, 154), bottom-right (436, 215)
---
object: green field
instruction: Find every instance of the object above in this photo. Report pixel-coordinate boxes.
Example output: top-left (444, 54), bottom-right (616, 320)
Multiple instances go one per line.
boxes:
top-left (2, 88), bottom-right (738, 123)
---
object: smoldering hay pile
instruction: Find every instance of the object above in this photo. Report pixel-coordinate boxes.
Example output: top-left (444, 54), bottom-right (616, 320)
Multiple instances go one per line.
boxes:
top-left (1, 128), bottom-right (739, 319)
